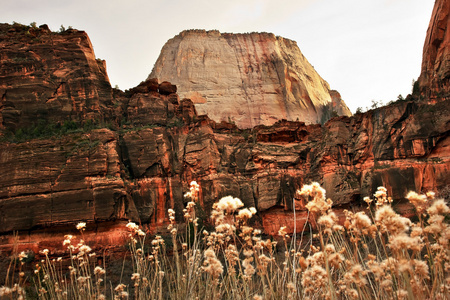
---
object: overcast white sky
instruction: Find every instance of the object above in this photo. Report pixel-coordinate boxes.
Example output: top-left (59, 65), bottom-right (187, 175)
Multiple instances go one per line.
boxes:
top-left (2, 0), bottom-right (435, 113)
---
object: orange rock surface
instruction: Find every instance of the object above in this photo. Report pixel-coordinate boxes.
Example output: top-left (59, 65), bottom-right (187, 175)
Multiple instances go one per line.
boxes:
top-left (417, 0), bottom-right (450, 102)
top-left (0, 8), bottom-right (449, 254)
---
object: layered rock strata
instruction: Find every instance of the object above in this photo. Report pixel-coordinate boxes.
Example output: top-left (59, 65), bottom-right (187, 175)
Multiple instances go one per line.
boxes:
top-left (0, 23), bottom-right (117, 131)
top-left (1, 88), bottom-right (449, 240)
top-left (0, 19), bottom-right (449, 253)
top-left (149, 30), bottom-right (351, 128)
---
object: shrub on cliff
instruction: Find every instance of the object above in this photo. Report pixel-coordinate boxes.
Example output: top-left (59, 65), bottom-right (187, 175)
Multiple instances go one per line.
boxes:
top-left (1, 119), bottom-right (113, 143)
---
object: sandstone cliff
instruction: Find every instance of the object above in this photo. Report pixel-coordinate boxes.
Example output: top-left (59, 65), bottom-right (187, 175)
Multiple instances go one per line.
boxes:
top-left (0, 16), bottom-right (449, 253)
top-left (149, 30), bottom-right (351, 128)
top-left (1, 92), bottom-right (448, 240)
top-left (417, 0), bottom-right (450, 101)
top-left (0, 23), bottom-right (117, 132)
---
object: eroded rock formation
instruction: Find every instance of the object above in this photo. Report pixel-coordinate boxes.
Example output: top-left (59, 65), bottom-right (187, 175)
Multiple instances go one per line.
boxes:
top-left (0, 23), bottom-right (117, 131)
top-left (1, 92), bottom-right (448, 242)
top-left (0, 12), bottom-right (449, 253)
top-left (149, 30), bottom-right (351, 128)
top-left (417, 0), bottom-right (450, 101)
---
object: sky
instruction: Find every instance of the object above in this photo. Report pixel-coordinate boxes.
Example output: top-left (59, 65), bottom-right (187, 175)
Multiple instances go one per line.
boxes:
top-left (2, 0), bottom-right (435, 113)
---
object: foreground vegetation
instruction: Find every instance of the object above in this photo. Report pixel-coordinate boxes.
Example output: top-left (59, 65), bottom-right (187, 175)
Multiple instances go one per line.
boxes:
top-left (1, 182), bottom-right (449, 299)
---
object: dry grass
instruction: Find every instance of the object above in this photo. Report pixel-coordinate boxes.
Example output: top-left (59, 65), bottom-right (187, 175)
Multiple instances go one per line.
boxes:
top-left (1, 181), bottom-right (449, 299)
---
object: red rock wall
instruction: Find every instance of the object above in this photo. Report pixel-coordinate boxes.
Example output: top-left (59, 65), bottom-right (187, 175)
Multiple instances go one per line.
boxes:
top-left (0, 20), bottom-right (449, 252)
top-left (1, 98), bottom-right (448, 238)
top-left (0, 23), bottom-right (116, 131)
top-left (417, 0), bottom-right (450, 102)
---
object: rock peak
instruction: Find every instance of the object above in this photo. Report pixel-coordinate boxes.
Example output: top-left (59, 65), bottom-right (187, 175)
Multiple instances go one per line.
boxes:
top-left (417, 0), bottom-right (450, 102)
top-left (0, 22), bottom-right (113, 131)
top-left (150, 30), bottom-right (351, 128)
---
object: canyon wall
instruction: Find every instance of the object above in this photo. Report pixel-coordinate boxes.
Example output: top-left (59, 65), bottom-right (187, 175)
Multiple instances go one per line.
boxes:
top-left (1, 85), bottom-right (448, 242)
top-left (0, 3), bottom-right (449, 253)
top-left (149, 30), bottom-right (351, 128)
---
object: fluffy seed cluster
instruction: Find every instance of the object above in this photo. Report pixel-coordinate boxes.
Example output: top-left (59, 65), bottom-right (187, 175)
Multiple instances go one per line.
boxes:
top-left (202, 248), bottom-right (223, 280)
top-left (406, 191), bottom-right (429, 214)
top-left (7, 181), bottom-right (450, 300)
top-left (0, 284), bottom-right (26, 299)
top-left (76, 222), bottom-right (86, 231)
top-left (184, 181), bottom-right (200, 201)
top-left (375, 205), bottom-right (411, 236)
top-left (126, 221), bottom-right (146, 237)
top-left (298, 182), bottom-right (332, 215)
top-left (210, 196), bottom-right (244, 225)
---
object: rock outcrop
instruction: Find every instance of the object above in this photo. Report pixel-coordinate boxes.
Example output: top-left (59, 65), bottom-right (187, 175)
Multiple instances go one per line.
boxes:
top-left (417, 0), bottom-right (450, 102)
top-left (149, 30), bottom-right (351, 128)
top-left (0, 23), bottom-right (117, 132)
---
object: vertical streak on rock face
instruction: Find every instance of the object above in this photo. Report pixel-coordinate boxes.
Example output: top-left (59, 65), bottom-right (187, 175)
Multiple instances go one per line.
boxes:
top-left (417, 0), bottom-right (450, 101)
top-left (156, 178), bottom-right (166, 226)
top-left (150, 30), bottom-right (351, 128)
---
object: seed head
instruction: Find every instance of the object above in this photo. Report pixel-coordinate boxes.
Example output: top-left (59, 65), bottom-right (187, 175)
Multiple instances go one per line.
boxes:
top-left (406, 191), bottom-right (429, 214)
top-left (202, 248), bottom-right (223, 279)
top-left (427, 199), bottom-right (450, 215)
top-left (131, 273), bottom-right (140, 281)
top-left (298, 182), bottom-right (332, 215)
top-left (278, 226), bottom-right (287, 236)
top-left (126, 222), bottom-right (139, 232)
top-left (375, 205), bottom-right (411, 236)
top-left (94, 266), bottom-right (105, 276)
top-left (76, 222), bottom-right (86, 231)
